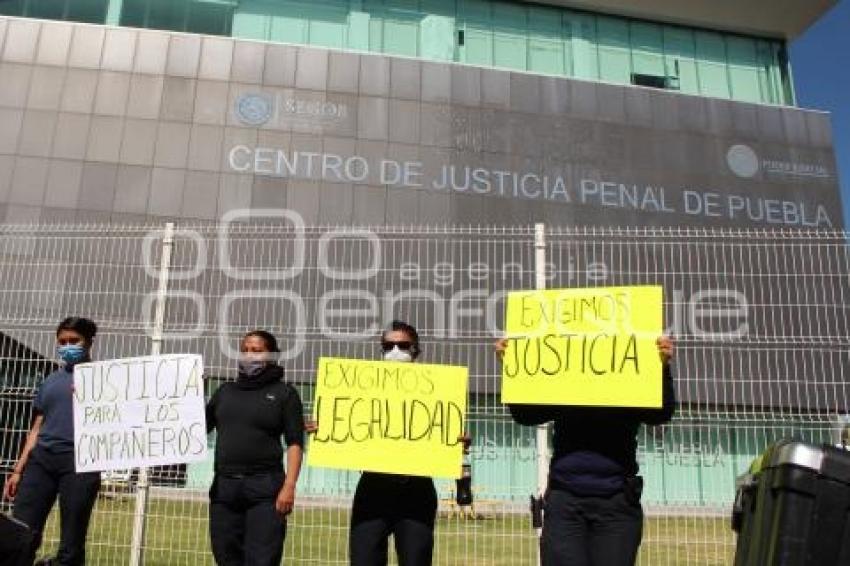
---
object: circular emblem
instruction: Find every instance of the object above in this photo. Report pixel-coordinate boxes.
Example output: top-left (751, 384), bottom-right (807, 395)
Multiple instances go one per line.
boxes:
top-left (726, 144), bottom-right (759, 178)
top-left (235, 93), bottom-right (273, 126)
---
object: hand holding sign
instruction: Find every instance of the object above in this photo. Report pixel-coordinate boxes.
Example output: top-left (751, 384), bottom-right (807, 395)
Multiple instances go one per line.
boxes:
top-left (657, 335), bottom-right (674, 364)
top-left (307, 357), bottom-right (468, 478)
top-left (500, 286), bottom-right (664, 408)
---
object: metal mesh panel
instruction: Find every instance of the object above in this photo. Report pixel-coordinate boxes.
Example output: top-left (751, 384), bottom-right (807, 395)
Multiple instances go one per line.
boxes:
top-left (2, 222), bottom-right (849, 565)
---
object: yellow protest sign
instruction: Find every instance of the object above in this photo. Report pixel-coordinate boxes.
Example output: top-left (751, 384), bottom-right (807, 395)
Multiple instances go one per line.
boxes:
top-left (501, 286), bottom-right (663, 408)
top-left (308, 357), bottom-right (468, 479)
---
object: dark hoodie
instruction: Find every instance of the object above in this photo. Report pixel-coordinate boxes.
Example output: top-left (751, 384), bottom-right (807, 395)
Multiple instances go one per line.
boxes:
top-left (509, 364), bottom-right (675, 497)
top-left (206, 364), bottom-right (305, 475)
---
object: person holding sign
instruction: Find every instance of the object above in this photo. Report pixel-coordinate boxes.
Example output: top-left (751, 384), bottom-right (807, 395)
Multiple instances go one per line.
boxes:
top-left (496, 335), bottom-right (676, 566)
top-left (2, 317), bottom-right (102, 566)
top-left (206, 330), bottom-right (305, 566)
top-left (338, 320), bottom-right (467, 566)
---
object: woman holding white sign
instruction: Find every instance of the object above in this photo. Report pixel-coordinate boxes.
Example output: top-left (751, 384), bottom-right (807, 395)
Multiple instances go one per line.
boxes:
top-left (2, 317), bottom-right (101, 566)
top-left (206, 330), bottom-right (305, 566)
top-left (496, 335), bottom-right (676, 566)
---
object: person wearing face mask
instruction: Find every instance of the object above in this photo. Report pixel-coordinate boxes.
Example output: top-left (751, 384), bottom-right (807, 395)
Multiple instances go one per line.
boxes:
top-left (346, 320), bottom-right (442, 566)
top-left (205, 330), bottom-right (305, 566)
top-left (495, 336), bottom-right (676, 566)
top-left (2, 317), bottom-right (101, 566)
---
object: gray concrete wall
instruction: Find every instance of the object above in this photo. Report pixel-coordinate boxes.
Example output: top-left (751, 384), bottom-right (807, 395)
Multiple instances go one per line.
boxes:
top-left (0, 16), bottom-right (843, 229)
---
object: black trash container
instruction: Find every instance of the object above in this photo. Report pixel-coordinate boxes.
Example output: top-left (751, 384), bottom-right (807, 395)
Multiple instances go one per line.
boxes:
top-left (732, 440), bottom-right (850, 566)
top-left (0, 512), bottom-right (32, 566)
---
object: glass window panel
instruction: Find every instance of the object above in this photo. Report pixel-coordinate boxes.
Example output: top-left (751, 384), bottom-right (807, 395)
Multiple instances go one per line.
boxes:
top-left (267, 0), bottom-right (308, 44)
top-left (0, 0), bottom-right (25, 17)
top-left (67, 0), bottom-right (109, 24)
top-left (147, 0), bottom-right (188, 32)
top-left (727, 36), bottom-right (761, 103)
top-left (28, 0), bottom-right (67, 20)
top-left (459, 0), bottom-right (492, 66)
top-left (492, 2), bottom-right (526, 71)
top-left (755, 40), bottom-right (777, 104)
top-left (120, 0), bottom-right (147, 28)
top-left (383, 0), bottom-right (419, 57)
top-left (186, 2), bottom-right (234, 36)
top-left (630, 21), bottom-right (664, 77)
top-left (420, 14), bottom-right (455, 61)
top-left (362, 0), bottom-right (383, 52)
top-left (760, 40), bottom-right (792, 105)
top-left (307, 1), bottom-right (348, 49)
top-left (563, 10), bottom-right (597, 80)
top-left (528, 6), bottom-right (563, 75)
top-left (419, 0), bottom-right (455, 62)
top-left (597, 16), bottom-right (629, 84)
top-left (663, 26), bottom-right (698, 95)
top-left (231, 6), bottom-right (269, 41)
top-left (695, 31), bottom-right (730, 99)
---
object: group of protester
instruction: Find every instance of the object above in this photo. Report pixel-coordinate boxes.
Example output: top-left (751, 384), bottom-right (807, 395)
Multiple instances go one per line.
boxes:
top-left (2, 316), bottom-right (675, 566)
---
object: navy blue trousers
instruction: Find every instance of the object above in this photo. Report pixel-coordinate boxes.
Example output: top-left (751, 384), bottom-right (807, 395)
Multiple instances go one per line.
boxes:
top-left (12, 445), bottom-right (100, 566)
top-left (542, 487), bottom-right (643, 566)
top-left (209, 471), bottom-right (288, 566)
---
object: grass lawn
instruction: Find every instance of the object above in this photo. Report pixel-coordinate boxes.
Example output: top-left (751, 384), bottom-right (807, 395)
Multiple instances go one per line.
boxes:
top-left (38, 497), bottom-right (735, 565)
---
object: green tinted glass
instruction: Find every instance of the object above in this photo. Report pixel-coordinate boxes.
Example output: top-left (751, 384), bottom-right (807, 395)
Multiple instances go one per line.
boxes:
top-left (8, 0), bottom-right (794, 105)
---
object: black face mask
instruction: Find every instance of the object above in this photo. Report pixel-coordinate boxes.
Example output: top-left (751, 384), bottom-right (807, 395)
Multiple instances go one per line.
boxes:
top-left (236, 362), bottom-right (283, 390)
top-left (237, 359), bottom-right (267, 377)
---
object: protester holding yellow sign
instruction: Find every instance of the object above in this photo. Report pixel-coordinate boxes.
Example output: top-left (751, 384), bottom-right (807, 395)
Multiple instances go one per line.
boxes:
top-left (308, 320), bottom-right (469, 566)
top-left (309, 356), bottom-right (468, 478)
top-left (496, 285), bottom-right (676, 566)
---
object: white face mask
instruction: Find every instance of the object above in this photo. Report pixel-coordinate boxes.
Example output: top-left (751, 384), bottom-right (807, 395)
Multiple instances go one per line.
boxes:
top-left (383, 346), bottom-right (413, 363)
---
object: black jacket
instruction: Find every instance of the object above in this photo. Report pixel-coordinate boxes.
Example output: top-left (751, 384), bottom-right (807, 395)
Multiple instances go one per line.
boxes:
top-left (206, 365), bottom-right (305, 475)
top-left (509, 363), bottom-right (675, 496)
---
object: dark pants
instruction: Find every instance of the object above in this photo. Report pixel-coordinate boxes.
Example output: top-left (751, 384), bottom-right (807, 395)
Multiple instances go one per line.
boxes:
top-left (12, 445), bottom-right (101, 566)
top-left (0, 513), bottom-right (32, 566)
top-left (542, 487), bottom-right (643, 566)
top-left (350, 473), bottom-right (438, 566)
top-left (209, 471), bottom-right (287, 566)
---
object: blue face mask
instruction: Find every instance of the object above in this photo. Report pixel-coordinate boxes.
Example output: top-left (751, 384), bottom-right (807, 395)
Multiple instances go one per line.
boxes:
top-left (57, 344), bottom-right (87, 366)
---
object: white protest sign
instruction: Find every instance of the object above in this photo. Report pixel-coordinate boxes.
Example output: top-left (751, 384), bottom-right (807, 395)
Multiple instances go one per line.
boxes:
top-left (72, 354), bottom-right (207, 473)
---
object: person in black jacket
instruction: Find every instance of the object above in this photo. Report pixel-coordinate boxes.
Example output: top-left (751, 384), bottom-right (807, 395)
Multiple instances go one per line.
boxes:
top-left (3, 316), bottom-right (101, 566)
top-left (347, 320), bottom-right (441, 566)
top-left (206, 330), bottom-right (305, 566)
top-left (496, 335), bottom-right (675, 566)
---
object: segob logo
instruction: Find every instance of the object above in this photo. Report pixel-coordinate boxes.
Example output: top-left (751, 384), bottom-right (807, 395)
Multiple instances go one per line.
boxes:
top-left (726, 144), bottom-right (760, 178)
top-left (235, 93), bottom-right (273, 126)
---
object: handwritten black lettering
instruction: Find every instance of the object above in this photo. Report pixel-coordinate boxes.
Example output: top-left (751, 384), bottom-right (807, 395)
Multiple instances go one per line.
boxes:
top-left (320, 361), bottom-right (438, 396)
top-left (505, 333), bottom-right (642, 380)
top-left (313, 396), bottom-right (465, 447)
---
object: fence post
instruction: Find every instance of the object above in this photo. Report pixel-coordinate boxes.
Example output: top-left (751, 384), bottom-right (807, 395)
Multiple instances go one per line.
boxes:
top-left (129, 222), bottom-right (176, 566)
top-left (533, 223), bottom-right (550, 566)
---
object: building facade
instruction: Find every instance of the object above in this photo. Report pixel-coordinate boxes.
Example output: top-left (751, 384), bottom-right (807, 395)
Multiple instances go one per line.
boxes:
top-left (0, 0), bottom-right (804, 106)
top-left (0, 1), bottom-right (842, 228)
top-left (0, 0), bottom-right (845, 513)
